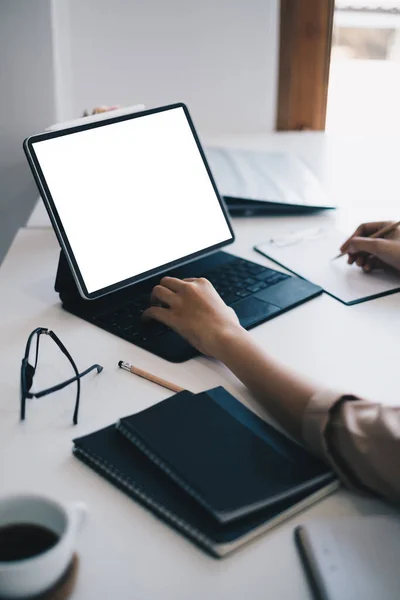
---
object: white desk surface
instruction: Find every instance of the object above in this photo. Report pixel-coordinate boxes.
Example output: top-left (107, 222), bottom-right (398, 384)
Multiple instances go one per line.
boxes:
top-left (5, 131), bottom-right (399, 599)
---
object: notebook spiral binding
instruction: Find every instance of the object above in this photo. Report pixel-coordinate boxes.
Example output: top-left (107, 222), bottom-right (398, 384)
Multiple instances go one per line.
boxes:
top-left (116, 421), bottom-right (223, 521)
top-left (73, 446), bottom-right (216, 555)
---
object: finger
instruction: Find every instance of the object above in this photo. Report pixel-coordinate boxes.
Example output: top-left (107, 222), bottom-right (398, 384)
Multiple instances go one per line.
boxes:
top-left (340, 222), bottom-right (391, 252)
top-left (159, 276), bottom-right (186, 292)
top-left (142, 305), bottom-right (174, 326)
top-left (183, 277), bottom-right (212, 286)
top-left (347, 237), bottom-right (389, 259)
top-left (363, 256), bottom-right (386, 273)
top-left (356, 255), bottom-right (365, 268)
top-left (151, 284), bottom-right (177, 307)
top-left (347, 253), bottom-right (357, 265)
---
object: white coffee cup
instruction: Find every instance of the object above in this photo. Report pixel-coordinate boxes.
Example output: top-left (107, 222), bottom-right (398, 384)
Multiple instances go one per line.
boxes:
top-left (0, 494), bottom-right (86, 599)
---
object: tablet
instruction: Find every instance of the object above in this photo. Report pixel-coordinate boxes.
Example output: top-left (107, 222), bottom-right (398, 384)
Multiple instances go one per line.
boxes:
top-left (23, 103), bottom-right (234, 300)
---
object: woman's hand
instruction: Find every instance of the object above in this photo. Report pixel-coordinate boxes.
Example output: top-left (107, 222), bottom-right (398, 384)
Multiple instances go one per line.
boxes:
top-left (340, 221), bottom-right (400, 273)
top-left (83, 105), bottom-right (120, 116)
top-left (143, 277), bottom-right (243, 358)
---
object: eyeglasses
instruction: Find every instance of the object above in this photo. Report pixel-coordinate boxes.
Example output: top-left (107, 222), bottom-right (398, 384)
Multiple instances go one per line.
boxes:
top-left (20, 327), bottom-right (103, 424)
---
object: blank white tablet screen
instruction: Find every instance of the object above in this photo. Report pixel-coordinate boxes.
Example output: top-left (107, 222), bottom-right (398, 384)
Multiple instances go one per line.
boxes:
top-left (32, 107), bottom-right (232, 293)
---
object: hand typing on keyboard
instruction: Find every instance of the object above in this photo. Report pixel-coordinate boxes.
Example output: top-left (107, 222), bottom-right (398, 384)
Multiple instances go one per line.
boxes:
top-left (94, 258), bottom-right (288, 347)
top-left (143, 277), bottom-right (241, 357)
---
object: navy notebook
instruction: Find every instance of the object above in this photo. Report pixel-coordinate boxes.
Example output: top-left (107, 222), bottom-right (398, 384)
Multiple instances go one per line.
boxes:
top-left (116, 387), bottom-right (335, 523)
top-left (73, 425), bottom-right (337, 558)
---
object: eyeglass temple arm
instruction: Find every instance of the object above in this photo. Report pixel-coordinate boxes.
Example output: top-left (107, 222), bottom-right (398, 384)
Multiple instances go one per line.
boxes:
top-left (31, 364), bottom-right (103, 399)
top-left (49, 330), bottom-right (83, 424)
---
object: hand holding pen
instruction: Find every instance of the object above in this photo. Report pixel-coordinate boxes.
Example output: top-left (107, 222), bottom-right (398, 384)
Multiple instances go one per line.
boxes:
top-left (336, 221), bottom-right (400, 273)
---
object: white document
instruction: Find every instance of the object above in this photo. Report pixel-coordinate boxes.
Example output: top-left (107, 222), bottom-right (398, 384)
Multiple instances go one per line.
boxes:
top-left (205, 147), bottom-right (334, 208)
top-left (255, 227), bottom-right (400, 305)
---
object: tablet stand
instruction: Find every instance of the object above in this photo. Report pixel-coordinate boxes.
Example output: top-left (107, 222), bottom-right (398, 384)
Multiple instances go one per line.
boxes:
top-left (55, 250), bottom-right (82, 304)
top-left (54, 249), bottom-right (133, 315)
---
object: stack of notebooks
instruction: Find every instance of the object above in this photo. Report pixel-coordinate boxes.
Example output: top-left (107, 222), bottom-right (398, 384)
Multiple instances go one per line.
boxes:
top-left (73, 387), bottom-right (338, 558)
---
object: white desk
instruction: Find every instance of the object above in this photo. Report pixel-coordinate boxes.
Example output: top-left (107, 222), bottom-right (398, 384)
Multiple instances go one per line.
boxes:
top-left (4, 132), bottom-right (399, 599)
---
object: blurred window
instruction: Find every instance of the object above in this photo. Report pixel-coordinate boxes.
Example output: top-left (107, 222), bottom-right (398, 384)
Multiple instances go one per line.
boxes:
top-left (326, 1), bottom-right (400, 133)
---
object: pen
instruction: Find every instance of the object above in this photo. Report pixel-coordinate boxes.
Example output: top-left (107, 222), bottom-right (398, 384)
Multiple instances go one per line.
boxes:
top-left (332, 220), bottom-right (400, 260)
top-left (118, 361), bottom-right (186, 393)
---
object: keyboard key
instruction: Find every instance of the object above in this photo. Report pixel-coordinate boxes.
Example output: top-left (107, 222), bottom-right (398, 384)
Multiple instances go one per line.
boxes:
top-left (235, 290), bottom-right (252, 299)
top-left (246, 283), bottom-right (264, 293)
top-left (246, 265), bottom-right (266, 275)
top-left (266, 272), bottom-right (288, 285)
top-left (255, 270), bottom-right (274, 281)
top-left (124, 328), bottom-right (140, 338)
top-left (255, 271), bottom-right (280, 284)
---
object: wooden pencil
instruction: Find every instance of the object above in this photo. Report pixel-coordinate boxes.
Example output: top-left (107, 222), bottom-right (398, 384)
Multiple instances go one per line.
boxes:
top-left (118, 361), bottom-right (185, 393)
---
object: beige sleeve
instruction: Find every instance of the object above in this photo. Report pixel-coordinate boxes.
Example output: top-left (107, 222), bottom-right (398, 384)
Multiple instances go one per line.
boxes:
top-left (302, 390), bottom-right (400, 503)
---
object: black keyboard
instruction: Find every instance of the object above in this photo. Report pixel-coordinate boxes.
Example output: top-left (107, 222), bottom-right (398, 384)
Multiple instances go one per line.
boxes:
top-left (93, 258), bottom-right (289, 343)
top-left (205, 257), bottom-right (288, 305)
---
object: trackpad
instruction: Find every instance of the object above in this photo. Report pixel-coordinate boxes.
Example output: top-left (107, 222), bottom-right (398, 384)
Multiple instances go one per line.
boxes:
top-left (233, 297), bottom-right (280, 328)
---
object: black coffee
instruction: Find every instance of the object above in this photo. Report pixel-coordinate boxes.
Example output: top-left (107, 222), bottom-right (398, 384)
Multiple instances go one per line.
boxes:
top-left (0, 523), bottom-right (59, 562)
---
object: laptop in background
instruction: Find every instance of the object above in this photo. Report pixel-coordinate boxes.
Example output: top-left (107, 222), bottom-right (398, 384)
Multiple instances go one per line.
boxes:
top-left (24, 103), bottom-right (322, 362)
top-left (205, 146), bottom-right (336, 216)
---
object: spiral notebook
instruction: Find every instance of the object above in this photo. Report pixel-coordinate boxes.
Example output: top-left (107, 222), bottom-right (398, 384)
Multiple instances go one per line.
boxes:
top-left (115, 387), bottom-right (334, 523)
top-left (73, 424), bottom-right (337, 558)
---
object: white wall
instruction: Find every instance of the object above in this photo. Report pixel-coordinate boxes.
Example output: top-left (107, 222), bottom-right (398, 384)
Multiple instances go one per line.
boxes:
top-left (59, 0), bottom-right (279, 136)
top-left (0, 0), bottom-right (56, 260)
top-left (0, 0), bottom-right (56, 164)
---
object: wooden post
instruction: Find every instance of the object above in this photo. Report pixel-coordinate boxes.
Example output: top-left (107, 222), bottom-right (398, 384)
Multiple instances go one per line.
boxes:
top-left (277, 0), bottom-right (335, 131)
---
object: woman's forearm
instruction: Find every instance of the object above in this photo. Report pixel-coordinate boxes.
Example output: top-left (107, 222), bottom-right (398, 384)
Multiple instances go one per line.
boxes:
top-left (214, 327), bottom-right (321, 440)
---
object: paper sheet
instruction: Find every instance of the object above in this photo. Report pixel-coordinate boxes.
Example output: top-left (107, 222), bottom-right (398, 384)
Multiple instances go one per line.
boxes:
top-left (255, 227), bottom-right (400, 304)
